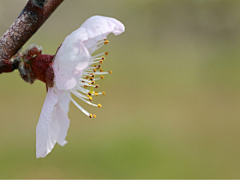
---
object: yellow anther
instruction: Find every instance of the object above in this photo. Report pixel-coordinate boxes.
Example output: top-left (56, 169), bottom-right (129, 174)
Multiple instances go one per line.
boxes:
top-left (108, 70), bottom-right (113, 74)
top-left (89, 96), bottom-right (93, 101)
top-left (98, 104), bottom-right (102, 108)
top-left (84, 85), bottom-right (88, 87)
top-left (91, 81), bottom-right (95, 85)
top-left (89, 114), bottom-right (93, 118)
top-left (88, 92), bottom-right (92, 95)
top-left (102, 91), bottom-right (106, 95)
top-left (93, 69), bottom-right (96, 72)
top-left (101, 56), bottom-right (105, 60)
top-left (100, 69), bottom-right (104, 72)
top-left (85, 76), bottom-right (89, 79)
top-left (100, 75), bottom-right (104, 79)
top-left (88, 82), bottom-right (91, 85)
top-left (94, 65), bottom-right (97, 67)
top-left (91, 73), bottom-right (95, 77)
top-left (99, 60), bottom-right (103, 64)
top-left (95, 84), bottom-right (99, 88)
top-left (105, 52), bottom-right (109, 55)
top-left (104, 40), bottom-right (109, 44)
top-left (87, 94), bottom-right (90, 98)
top-left (90, 77), bottom-right (93, 81)
top-left (96, 65), bottom-right (101, 69)
top-left (94, 92), bottom-right (99, 96)
top-left (93, 114), bottom-right (97, 118)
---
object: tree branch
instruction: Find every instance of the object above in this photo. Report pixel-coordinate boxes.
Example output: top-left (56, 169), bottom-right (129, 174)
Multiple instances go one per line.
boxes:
top-left (0, 0), bottom-right (64, 74)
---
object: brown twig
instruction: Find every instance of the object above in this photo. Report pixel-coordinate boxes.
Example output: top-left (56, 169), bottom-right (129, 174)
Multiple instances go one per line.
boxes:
top-left (0, 0), bottom-right (64, 74)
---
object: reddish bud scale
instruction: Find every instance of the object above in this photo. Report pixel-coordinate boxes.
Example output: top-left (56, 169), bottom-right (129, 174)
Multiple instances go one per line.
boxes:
top-left (31, 54), bottom-right (55, 87)
top-left (28, 47), bottom-right (42, 56)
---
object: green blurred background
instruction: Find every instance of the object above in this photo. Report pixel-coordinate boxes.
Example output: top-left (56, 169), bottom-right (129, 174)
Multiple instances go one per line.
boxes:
top-left (1, 0), bottom-right (240, 178)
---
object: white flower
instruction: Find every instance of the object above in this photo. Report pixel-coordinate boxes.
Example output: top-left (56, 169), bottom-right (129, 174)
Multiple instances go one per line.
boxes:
top-left (36, 15), bottom-right (125, 158)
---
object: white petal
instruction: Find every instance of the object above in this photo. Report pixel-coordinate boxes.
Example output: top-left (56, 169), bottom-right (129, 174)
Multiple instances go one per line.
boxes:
top-left (36, 87), bottom-right (59, 158)
top-left (53, 15), bottom-right (125, 90)
top-left (52, 88), bottom-right (71, 146)
top-left (53, 42), bottom-right (90, 90)
top-left (82, 15), bottom-right (125, 36)
top-left (55, 103), bottom-right (70, 146)
top-left (79, 15), bottom-right (125, 49)
top-left (54, 87), bottom-right (71, 113)
top-left (56, 15), bottom-right (125, 51)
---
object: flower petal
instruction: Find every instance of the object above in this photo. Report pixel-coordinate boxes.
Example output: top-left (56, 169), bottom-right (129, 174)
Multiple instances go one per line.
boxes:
top-left (53, 42), bottom-right (90, 90)
top-left (53, 15), bottom-right (125, 90)
top-left (36, 87), bottom-right (59, 158)
top-left (52, 88), bottom-right (71, 146)
top-left (55, 103), bottom-right (70, 146)
top-left (79, 15), bottom-right (125, 49)
top-left (54, 87), bottom-right (71, 113)
top-left (36, 87), bottom-right (71, 158)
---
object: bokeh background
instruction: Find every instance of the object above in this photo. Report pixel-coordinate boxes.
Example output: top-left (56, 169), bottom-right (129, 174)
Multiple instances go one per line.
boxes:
top-left (1, 0), bottom-right (240, 178)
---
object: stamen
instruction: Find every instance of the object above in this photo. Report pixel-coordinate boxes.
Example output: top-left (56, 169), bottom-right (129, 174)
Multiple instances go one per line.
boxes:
top-left (76, 86), bottom-right (99, 97)
top-left (91, 57), bottom-right (103, 61)
top-left (70, 89), bottom-right (88, 99)
top-left (70, 37), bottom-right (113, 119)
top-left (83, 84), bottom-right (96, 88)
top-left (102, 91), bottom-right (106, 95)
top-left (70, 90), bottom-right (99, 107)
top-left (75, 85), bottom-right (89, 94)
top-left (94, 72), bottom-right (110, 75)
top-left (78, 80), bottom-right (93, 86)
top-left (104, 39), bottom-right (109, 44)
top-left (89, 40), bottom-right (105, 54)
top-left (80, 81), bottom-right (96, 87)
top-left (64, 91), bottom-right (91, 117)
top-left (82, 79), bottom-right (91, 83)
top-left (92, 52), bottom-right (105, 58)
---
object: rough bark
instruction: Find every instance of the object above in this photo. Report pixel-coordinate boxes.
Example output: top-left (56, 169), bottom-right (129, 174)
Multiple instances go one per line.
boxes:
top-left (0, 0), bottom-right (64, 74)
